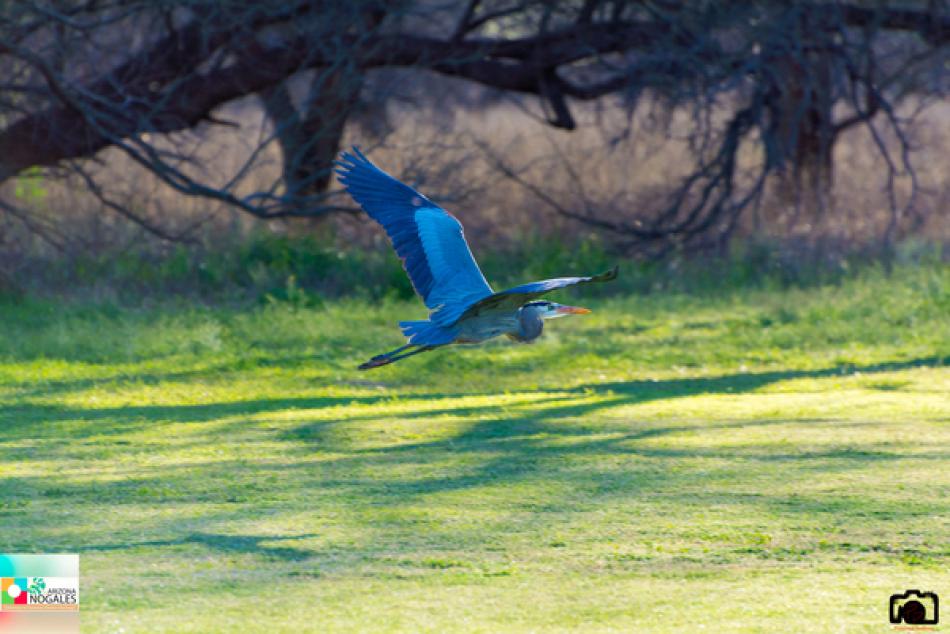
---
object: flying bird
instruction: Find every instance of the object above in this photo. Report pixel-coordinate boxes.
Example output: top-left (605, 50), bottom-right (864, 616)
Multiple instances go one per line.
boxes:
top-left (335, 148), bottom-right (618, 370)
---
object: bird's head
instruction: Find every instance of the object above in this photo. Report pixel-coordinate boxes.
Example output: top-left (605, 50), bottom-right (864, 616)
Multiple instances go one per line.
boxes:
top-left (523, 300), bottom-right (592, 320)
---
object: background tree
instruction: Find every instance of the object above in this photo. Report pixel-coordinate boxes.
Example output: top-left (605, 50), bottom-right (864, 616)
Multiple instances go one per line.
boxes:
top-left (0, 1), bottom-right (946, 254)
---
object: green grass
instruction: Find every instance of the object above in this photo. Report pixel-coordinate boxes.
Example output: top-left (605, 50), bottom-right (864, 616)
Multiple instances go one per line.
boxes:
top-left (0, 263), bottom-right (948, 632)
top-left (21, 230), bottom-right (937, 303)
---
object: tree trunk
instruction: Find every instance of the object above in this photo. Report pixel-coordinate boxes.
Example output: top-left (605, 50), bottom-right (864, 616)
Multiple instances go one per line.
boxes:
top-left (263, 68), bottom-right (363, 213)
top-left (769, 13), bottom-right (836, 218)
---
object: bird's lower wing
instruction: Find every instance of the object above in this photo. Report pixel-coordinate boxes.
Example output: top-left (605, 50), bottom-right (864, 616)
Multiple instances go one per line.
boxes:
top-left (458, 266), bottom-right (619, 320)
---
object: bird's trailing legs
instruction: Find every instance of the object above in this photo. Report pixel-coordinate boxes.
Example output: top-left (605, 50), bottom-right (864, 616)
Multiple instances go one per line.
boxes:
top-left (358, 344), bottom-right (437, 370)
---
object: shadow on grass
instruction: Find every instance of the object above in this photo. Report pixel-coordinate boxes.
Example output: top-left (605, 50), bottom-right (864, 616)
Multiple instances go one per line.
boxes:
top-left (7, 355), bottom-right (942, 442)
top-left (286, 355), bottom-right (948, 446)
top-left (2, 355), bottom-right (947, 565)
top-left (79, 532), bottom-right (317, 561)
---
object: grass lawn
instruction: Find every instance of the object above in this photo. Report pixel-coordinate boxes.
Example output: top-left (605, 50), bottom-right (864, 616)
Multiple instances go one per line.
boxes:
top-left (0, 263), bottom-right (948, 632)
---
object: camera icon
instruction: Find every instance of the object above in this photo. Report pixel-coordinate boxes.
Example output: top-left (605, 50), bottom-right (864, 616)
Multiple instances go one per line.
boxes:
top-left (890, 589), bottom-right (939, 625)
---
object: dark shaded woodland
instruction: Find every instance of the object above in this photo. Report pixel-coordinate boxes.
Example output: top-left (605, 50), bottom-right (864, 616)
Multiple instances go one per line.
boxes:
top-left (0, 1), bottom-right (947, 260)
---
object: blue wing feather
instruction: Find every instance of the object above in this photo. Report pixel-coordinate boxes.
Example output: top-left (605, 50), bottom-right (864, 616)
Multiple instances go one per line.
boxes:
top-left (459, 266), bottom-right (619, 320)
top-left (499, 277), bottom-right (593, 295)
top-left (336, 148), bottom-right (493, 322)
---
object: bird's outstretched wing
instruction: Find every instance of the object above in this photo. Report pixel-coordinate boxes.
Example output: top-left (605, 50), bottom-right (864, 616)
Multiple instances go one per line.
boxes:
top-left (459, 266), bottom-right (619, 320)
top-left (335, 148), bottom-right (493, 325)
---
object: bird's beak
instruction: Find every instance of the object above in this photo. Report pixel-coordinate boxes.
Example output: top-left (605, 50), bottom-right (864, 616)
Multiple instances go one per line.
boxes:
top-left (556, 305), bottom-right (591, 315)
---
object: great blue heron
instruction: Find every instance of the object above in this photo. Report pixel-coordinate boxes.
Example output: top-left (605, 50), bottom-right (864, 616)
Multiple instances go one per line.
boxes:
top-left (335, 148), bottom-right (618, 370)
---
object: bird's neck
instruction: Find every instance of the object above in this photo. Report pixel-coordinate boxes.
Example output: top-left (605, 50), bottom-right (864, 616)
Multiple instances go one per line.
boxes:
top-left (515, 307), bottom-right (544, 342)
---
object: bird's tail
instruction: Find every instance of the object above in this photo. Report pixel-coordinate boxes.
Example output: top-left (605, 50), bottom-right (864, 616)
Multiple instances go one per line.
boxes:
top-left (399, 320), bottom-right (457, 345)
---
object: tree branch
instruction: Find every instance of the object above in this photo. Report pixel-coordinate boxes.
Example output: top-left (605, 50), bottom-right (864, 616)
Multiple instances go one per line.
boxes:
top-left (0, 20), bottom-right (663, 181)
